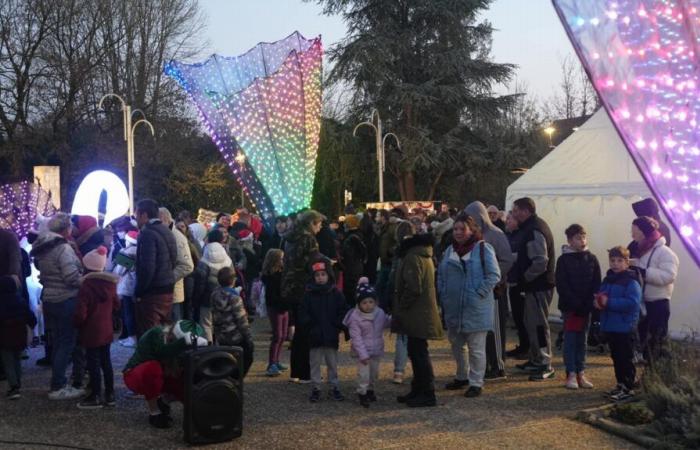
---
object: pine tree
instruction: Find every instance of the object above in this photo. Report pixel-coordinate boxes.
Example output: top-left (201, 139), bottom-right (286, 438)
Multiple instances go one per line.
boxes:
top-left (316, 0), bottom-right (516, 199)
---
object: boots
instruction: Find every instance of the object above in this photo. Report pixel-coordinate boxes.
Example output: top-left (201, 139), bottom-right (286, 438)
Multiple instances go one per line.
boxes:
top-left (358, 393), bottom-right (370, 408)
top-left (406, 390), bottom-right (437, 408)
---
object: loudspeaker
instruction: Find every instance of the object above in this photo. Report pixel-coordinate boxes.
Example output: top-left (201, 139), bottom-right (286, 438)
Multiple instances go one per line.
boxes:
top-left (184, 345), bottom-right (244, 444)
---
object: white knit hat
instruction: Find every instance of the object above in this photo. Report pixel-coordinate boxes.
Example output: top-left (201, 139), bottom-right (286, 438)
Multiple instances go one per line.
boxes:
top-left (83, 246), bottom-right (108, 272)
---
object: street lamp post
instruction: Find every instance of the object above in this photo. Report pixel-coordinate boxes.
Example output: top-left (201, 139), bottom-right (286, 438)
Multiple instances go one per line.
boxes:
top-left (99, 94), bottom-right (155, 215)
top-left (353, 109), bottom-right (400, 203)
top-left (234, 151), bottom-right (246, 208)
top-left (544, 126), bottom-right (556, 149)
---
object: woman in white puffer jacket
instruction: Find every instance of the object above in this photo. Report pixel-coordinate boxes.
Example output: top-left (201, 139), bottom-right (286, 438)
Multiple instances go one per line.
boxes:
top-left (630, 216), bottom-right (679, 360)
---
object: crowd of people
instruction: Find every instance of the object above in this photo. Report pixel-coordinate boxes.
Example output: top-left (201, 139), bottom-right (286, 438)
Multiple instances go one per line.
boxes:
top-left (0, 194), bottom-right (680, 429)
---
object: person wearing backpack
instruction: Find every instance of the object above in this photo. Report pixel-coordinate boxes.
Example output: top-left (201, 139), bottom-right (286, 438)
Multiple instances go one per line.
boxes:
top-left (437, 215), bottom-right (501, 398)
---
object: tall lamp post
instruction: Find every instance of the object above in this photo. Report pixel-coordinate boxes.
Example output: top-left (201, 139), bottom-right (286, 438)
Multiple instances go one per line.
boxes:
top-left (353, 109), bottom-right (400, 203)
top-left (99, 94), bottom-right (155, 215)
top-left (544, 126), bottom-right (556, 149)
top-left (234, 151), bottom-right (246, 208)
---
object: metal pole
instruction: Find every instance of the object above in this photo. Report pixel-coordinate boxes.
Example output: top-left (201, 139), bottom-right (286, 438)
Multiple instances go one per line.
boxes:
top-left (374, 110), bottom-right (384, 202)
top-left (130, 118), bottom-right (155, 216)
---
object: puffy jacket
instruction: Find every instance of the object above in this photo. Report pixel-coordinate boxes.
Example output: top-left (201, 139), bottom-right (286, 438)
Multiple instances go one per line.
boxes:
top-left (30, 232), bottom-right (83, 303)
top-left (464, 201), bottom-right (515, 283)
top-left (172, 227), bottom-right (194, 304)
top-left (555, 246), bottom-right (602, 315)
top-left (634, 237), bottom-right (679, 302)
top-left (281, 227), bottom-right (320, 305)
top-left (438, 242), bottom-right (501, 333)
top-left (211, 286), bottom-right (251, 346)
top-left (599, 269), bottom-right (642, 333)
top-left (73, 272), bottom-right (120, 348)
top-left (193, 243), bottom-right (232, 308)
top-left (298, 282), bottom-right (347, 349)
top-left (135, 220), bottom-right (178, 297)
top-left (392, 234), bottom-right (444, 340)
top-left (112, 245), bottom-right (137, 297)
top-left (262, 271), bottom-right (285, 311)
top-left (342, 307), bottom-right (391, 360)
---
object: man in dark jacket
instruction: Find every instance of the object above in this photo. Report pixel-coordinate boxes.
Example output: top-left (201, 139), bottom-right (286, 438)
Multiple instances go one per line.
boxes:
top-left (134, 199), bottom-right (178, 337)
top-left (510, 198), bottom-right (556, 381)
top-left (376, 209), bottom-right (401, 311)
top-left (340, 214), bottom-right (367, 307)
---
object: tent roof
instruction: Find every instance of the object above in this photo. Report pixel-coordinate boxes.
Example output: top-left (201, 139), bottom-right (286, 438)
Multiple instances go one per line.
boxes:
top-left (508, 109), bottom-right (648, 198)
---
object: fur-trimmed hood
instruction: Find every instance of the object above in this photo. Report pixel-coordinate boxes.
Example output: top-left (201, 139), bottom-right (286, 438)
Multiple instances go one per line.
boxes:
top-left (30, 232), bottom-right (68, 258)
top-left (397, 233), bottom-right (435, 258)
top-left (82, 271), bottom-right (119, 284)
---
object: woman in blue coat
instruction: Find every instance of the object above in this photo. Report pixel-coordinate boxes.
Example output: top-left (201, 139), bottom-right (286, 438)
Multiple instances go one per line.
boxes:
top-left (437, 215), bottom-right (501, 397)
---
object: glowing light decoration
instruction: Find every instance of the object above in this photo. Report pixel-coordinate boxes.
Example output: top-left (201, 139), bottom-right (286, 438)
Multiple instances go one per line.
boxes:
top-left (164, 31), bottom-right (322, 217)
top-left (0, 181), bottom-right (57, 239)
top-left (71, 170), bottom-right (130, 226)
top-left (553, 0), bottom-right (700, 267)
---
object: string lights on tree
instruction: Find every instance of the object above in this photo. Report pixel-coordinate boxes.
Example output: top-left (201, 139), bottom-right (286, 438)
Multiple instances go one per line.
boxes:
top-left (554, 0), bottom-right (700, 267)
top-left (164, 31), bottom-right (322, 218)
top-left (0, 181), bottom-right (57, 240)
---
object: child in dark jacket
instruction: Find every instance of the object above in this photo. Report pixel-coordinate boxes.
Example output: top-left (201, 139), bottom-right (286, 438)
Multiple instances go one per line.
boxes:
top-left (0, 275), bottom-right (37, 400)
top-left (261, 248), bottom-right (288, 377)
top-left (595, 246), bottom-right (642, 402)
top-left (298, 259), bottom-right (347, 402)
top-left (555, 224), bottom-right (601, 389)
top-left (73, 246), bottom-right (120, 409)
top-left (211, 266), bottom-right (254, 376)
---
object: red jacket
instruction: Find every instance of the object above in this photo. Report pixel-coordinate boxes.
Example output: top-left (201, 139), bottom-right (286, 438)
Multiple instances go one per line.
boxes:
top-left (73, 272), bottom-right (120, 348)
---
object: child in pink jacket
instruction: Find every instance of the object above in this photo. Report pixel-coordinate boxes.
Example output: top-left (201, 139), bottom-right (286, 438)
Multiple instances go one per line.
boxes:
top-left (342, 278), bottom-right (391, 408)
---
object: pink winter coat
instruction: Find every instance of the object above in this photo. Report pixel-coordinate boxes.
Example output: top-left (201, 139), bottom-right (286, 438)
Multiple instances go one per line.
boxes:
top-left (342, 307), bottom-right (392, 361)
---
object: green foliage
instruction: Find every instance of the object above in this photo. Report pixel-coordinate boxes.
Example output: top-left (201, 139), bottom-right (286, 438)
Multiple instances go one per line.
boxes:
top-left (610, 403), bottom-right (654, 426)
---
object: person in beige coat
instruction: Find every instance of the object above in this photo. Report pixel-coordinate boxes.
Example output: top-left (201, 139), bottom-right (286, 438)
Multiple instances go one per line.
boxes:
top-left (159, 208), bottom-right (194, 322)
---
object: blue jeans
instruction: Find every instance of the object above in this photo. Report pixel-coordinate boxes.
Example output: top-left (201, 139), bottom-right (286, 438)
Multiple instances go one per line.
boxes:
top-left (563, 330), bottom-right (588, 374)
top-left (44, 298), bottom-right (79, 391)
top-left (119, 295), bottom-right (136, 338)
top-left (394, 334), bottom-right (408, 374)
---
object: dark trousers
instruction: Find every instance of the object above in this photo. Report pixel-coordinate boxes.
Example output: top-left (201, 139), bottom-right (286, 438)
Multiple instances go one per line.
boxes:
top-left (118, 296), bottom-right (136, 339)
top-left (290, 306), bottom-right (310, 380)
top-left (607, 332), bottom-right (636, 389)
top-left (86, 344), bottom-right (114, 397)
top-left (376, 264), bottom-right (392, 312)
top-left (486, 287), bottom-right (508, 371)
top-left (638, 299), bottom-right (670, 361)
top-left (407, 336), bottom-right (435, 393)
top-left (508, 286), bottom-right (529, 351)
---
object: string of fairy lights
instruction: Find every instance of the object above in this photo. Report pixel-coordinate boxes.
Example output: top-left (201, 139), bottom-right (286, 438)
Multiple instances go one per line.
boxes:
top-left (554, 0), bottom-right (700, 266)
top-left (0, 181), bottom-right (57, 240)
top-left (165, 31), bottom-right (322, 218)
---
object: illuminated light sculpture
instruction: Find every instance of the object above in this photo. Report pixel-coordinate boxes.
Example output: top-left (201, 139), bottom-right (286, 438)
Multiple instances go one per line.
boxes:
top-left (553, 0), bottom-right (700, 267)
top-left (165, 31), bottom-right (322, 217)
top-left (71, 170), bottom-right (130, 226)
top-left (0, 181), bottom-right (57, 240)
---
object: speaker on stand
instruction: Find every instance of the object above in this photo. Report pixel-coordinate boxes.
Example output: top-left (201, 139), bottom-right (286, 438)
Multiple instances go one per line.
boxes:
top-left (184, 345), bottom-right (244, 444)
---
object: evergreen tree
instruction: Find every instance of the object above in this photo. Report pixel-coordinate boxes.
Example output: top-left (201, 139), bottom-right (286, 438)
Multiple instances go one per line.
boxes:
top-left (316, 0), bottom-right (516, 199)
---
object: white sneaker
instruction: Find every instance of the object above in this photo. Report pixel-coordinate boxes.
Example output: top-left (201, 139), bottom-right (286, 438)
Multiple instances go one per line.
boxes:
top-left (565, 373), bottom-right (579, 390)
top-left (48, 386), bottom-right (85, 401)
top-left (577, 372), bottom-right (594, 389)
top-left (392, 372), bottom-right (403, 384)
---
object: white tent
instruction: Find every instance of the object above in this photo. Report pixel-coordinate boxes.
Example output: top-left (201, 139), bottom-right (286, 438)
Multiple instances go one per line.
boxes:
top-left (506, 109), bottom-right (700, 338)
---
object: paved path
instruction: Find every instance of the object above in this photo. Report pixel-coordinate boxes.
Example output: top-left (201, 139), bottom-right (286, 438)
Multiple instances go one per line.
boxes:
top-left (0, 321), bottom-right (640, 449)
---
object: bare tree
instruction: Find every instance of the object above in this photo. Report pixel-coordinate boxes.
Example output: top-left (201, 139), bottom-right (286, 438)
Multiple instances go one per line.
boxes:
top-left (545, 55), bottom-right (599, 120)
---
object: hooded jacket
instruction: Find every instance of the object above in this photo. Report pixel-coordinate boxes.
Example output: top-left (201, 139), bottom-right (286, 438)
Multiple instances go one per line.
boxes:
top-left (463, 201), bottom-right (515, 283)
top-left (193, 242), bottom-right (233, 308)
top-left (392, 234), bottom-right (444, 340)
top-left (599, 269), bottom-right (642, 333)
top-left (211, 286), bottom-right (251, 346)
top-left (631, 198), bottom-right (672, 246)
top-left (172, 227), bottom-right (194, 304)
top-left (73, 272), bottom-right (120, 348)
top-left (555, 245), bottom-right (602, 315)
top-left (281, 227), bottom-right (320, 305)
top-left (378, 217), bottom-right (399, 265)
top-left (343, 306), bottom-right (391, 360)
top-left (135, 220), bottom-right (178, 298)
top-left (634, 236), bottom-right (679, 302)
top-left (298, 267), bottom-right (347, 349)
top-left (31, 232), bottom-right (83, 303)
top-left (0, 276), bottom-right (37, 351)
top-left (511, 214), bottom-right (556, 292)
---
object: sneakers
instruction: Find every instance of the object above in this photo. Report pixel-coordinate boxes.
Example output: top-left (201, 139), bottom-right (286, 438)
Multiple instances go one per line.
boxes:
top-left (289, 377), bottom-right (312, 384)
top-left (329, 387), bottom-right (344, 401)
top-left (516, 361), bottom-right (542, 372)
top-left (484, 369), bottom-right (507, 380)
top-left (577, 372), bottom-right (594, 389)
top-left (392, 372), bottom-right (403, 384)
top-left (157, 397), bottom-right (172, 415)
top-left (119, 337), bottom-right (137, 348)
top-left (77, 395), bottom-right (103, 410)
top-left (275, 362), bottom-right (288, 371)
top-left (565, 373), bottom-right (579, 390)
top-left (266, 364), bottom-right (281, 377)
top-left (309, 388), bottom-right (321, 403)
top-left (406, 391), bottom-right (437, 408)
top-left (529, 368), bottom-right (556, 381)
top-left (445, 379), bottom-right (470, 390)
top-left (397, 390), bottom-right (418, 404)
top-left (366, 390), bottom-right (377, 402)
top-left (149, 412), bottom-right (173, 429)
top-left (604, 384), bottom-right (626, 398)
top-left (506, 346), bottom-right (529, 360)
top-left (609, 387), bottom-right (635, 402)
top-left (48, 386), bottom-right (85, 401)
top-left (6, 387), bottom-right (20, 400)
top-left (464, 386), bottom-right (482, 398)
top-left (358, 393), bottom-right (370, 408)
top-left (104, 391), bottom-right (116, 407)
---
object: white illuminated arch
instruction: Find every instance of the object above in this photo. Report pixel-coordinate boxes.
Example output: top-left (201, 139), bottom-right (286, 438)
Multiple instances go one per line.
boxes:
top-left (71, 170), bottom-right (130, 225)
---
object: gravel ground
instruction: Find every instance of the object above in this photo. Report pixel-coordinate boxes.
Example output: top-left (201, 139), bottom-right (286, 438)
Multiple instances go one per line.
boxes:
top-left (0, 320), bottom-right (641, 450)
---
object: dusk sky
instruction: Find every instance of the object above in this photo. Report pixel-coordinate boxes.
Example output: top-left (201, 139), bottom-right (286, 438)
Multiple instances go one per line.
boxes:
top-left (199, 0), bottom-right (576, 100)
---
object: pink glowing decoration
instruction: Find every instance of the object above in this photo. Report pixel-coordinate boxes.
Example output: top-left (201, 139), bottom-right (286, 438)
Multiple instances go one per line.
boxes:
top-left (553, 0), bottom-right (700, 267)
top-left (0, 181), bottom-right (57, 240)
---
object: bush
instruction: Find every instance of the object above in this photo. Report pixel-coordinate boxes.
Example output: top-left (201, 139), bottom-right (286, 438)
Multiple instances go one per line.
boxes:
top-left (610, 402), bottom-right (653, 426)
top-left (642, 337), bottom-right (700, 448)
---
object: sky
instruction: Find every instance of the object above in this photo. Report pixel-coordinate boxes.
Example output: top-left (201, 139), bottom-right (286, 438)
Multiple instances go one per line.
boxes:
top-left (199, 0), bottom-right (577, 100)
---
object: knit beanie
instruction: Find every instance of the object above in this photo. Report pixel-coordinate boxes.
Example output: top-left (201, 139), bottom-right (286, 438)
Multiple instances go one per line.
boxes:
top-left (125, 230), bottom-right (139, 246)
top-left (311, 259), bottom-right (330, 275)
top-left (632, 216), bottom-right (659, 238)
top-left (71, 215), bottom-right (97, 239)
top-left (355, 277), bottom-right (377, 302)
top-left (83, 246), bottom-right (108, 271)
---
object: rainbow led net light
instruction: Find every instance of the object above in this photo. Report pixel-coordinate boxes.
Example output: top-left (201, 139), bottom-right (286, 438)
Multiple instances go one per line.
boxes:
top-left (165, 31), bottom-right (322, 217)
top-left (553, 0), bottom-right (700, 267)
top-left (0, 181), bottom-right (57, 239)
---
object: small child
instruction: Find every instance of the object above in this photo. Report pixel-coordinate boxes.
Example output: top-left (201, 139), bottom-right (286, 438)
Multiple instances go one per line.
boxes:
top-left (211, 266), bottom-right (254, 376)
top-left (261, 248), bottom-right (288, 377)
top-left (343, 278), bottom-right (391, 407)
top-left (595, 246), bottom-right (642, 402)
top-left (299, 259), bottom-right (347, 402)
top-left (112, 230), bottom-right (138, 348)
top-left (0, 275), bottom-right (37, 400)
top-left (73, 246), bottom-right (120, 409)
top-left (555, 224), bottom-right (601, 389)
